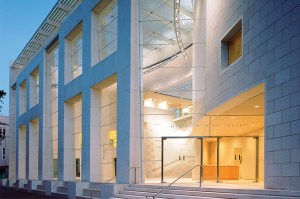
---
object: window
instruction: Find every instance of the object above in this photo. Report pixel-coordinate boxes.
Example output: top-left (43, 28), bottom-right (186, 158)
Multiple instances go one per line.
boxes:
top-left (228, 30), bottom-right (242, 65)
top-left (47, 43), bottom-right (59, 179)
top-left (2, 147), bottom-right (5, 160)
top-left (0, 128), bottom-right (5, 138)
top-left (19, 80), bottom-right (27, 115)
top-left (30, 67), bottom-right (39, 107)
top-left (65, 23), bottom-right (82, 83)
top-left (71, 32), bottom-right (82, 79)
top-left (97, 0), bottom-right (118, 61)
top-left (221, 19), bottom-right (242, 70)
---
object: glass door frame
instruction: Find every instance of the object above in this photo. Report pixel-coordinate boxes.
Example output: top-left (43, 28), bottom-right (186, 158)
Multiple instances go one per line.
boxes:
top-left (160, 136), bottom-right (259, 183)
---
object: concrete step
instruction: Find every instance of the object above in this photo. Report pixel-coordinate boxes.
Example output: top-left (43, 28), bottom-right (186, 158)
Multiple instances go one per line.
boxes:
top-left (118, 190), bottom-right (223, 199)
top-left (32, 189), bottom-right (46, 195)
top-left (114, 194), bottom-right (150, 199)
top-left (76, 196), bottom-right (93, 199)
top-left (114, 184), bottom-right (300, 199)
top-left (37, 184), bottom-right (46, 191)
top-left (57, 186), bottom-right (68, 194)
top-left (52, 191), bottom-right (68, 198)
top-left (130, 184), bottom-right (300, 197)
top-left (83, 188), bottom-right (101, 198)
top-left (18, 187), bottom-right (28, 193)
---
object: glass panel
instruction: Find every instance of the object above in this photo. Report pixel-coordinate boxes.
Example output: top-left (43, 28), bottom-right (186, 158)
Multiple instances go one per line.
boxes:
top-left (228, 30), bottom-right (242, 65)
top-left (163, 138), bottom-right (196, 184)
top-left (100, 83), bottom-right (117, 181)
top-left (98, 0), bottom-right (118, 61)
top-left (73, 99), bottom-right (82, 179)
top-left (47, 45), bottom-right (59, 179)
top-left (141, 0), bottom-right (194, 184)
top-left (71, 32), bottom-right (82, 79)
top-left (219, 137), bottom-right (256, 184)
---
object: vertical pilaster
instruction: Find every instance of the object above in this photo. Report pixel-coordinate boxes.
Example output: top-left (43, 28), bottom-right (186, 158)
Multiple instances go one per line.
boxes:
top-left (192, 0), bottom-right (207, 180)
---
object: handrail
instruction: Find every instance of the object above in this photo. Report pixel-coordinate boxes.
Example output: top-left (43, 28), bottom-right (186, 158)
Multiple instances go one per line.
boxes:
top-left (146, 165), bottom-right (200, 199)
top-left (152, 159), bottom-right (179, 171)
top-left (90, 176), bottom-right (116, 198)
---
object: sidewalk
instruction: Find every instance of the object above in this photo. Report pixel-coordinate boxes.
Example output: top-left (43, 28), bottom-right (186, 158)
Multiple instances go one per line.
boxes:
top-left (0, 187), bottom-right (61, 199)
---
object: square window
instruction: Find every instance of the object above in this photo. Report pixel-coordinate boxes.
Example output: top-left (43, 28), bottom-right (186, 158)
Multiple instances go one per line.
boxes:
top-left (228, 30), bottom-right (242, 65)
top-left (221, 19), bottom-right (242, 70)
top-left (65, 22), bottom-right (83, 84)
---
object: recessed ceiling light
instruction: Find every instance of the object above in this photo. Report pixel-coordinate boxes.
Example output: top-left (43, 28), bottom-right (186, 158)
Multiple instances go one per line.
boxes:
top-left (254, 105), bottom-right (260, 108)
top-left (251, 124), bottom-right (255, 127)
top-left (230, 117), bottom-right (235, 120)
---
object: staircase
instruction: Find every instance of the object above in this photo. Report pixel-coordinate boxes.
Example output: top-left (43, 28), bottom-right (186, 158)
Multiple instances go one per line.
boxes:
top-left (52, 181), bottom-right (69, 198)
top-left (81, 182), bottom-right (102, 198)
top-left (113, 184), bottom-right (300, 199)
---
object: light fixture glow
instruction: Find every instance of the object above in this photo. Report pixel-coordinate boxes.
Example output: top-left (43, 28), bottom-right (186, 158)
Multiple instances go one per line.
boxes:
top-left (174, 0), bottom-right (188, 59)
top-left (254, 105), bottom-right (260, 108)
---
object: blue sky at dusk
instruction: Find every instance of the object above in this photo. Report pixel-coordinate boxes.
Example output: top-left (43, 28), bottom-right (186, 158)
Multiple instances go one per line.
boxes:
top-left (0, 0), bottom-right (57, 116)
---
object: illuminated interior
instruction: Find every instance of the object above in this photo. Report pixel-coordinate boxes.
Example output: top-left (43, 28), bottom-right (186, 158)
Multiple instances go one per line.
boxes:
top-left (140, 0), bottom-right (264, 186)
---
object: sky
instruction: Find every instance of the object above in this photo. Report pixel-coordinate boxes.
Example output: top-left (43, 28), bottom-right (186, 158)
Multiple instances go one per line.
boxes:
top-left (0, 0), bottom-right (57, 116)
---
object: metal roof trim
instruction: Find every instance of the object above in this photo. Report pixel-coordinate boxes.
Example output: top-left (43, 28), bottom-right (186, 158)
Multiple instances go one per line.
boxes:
top-left (10, 0), bottom-right (82, 69)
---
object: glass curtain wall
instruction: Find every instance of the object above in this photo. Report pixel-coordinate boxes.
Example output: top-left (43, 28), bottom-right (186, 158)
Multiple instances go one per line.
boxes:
top-left (140, 0), bottom-right (264, 186)
top-left (47, 45), bottom-right (59, 179)
top-left (98, 0), bottom-right (118, 61)
top-left (71, 32), bottom-right (82, 78)
top-left (73, 98), bottom-right (82, 179)
top-left (100, 83), bottom-right (117, 181)
top-left (140, 0), bottom-right (194, 183)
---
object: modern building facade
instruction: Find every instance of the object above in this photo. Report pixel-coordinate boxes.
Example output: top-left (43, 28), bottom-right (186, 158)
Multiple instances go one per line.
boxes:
top-left (0, 116), bottom-right (9, 179)
top-left (3, 0), bottom-right (300, 198)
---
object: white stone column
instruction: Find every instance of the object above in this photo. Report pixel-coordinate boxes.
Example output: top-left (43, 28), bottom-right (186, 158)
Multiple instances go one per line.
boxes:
top-left (116, 0), bottom-right (141, 184)
top-left (129, 0), bottom-right (141, 184)
top-left (192, 0), bottom-right (206, 180)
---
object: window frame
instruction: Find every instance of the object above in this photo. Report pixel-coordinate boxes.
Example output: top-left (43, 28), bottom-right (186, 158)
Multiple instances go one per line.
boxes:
top-left (221, 18), bottom-right (243, 72)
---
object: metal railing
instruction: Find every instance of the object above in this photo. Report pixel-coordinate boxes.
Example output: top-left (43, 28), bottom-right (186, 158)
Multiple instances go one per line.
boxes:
top-left (152, 159), bottom-right (179, 172)
top-left (89, 176), bottom-right (116, 199)
top-left (146, 164), bottom-right (202, 199)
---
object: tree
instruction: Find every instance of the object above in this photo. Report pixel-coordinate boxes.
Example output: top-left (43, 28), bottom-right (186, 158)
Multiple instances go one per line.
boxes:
top-left (0, 90), bottom-right (6, 144)
top-left (0, 90), bottom-right (6, 113)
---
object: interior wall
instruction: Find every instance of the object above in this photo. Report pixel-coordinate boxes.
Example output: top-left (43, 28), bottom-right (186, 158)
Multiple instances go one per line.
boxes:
top-left (143, 106), bottom-right (194, 179)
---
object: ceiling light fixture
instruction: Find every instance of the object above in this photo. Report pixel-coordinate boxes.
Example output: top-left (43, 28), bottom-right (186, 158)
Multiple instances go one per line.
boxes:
top-left (254, 105), bottom-right (260, 108)
top-left (174, 0), bottom-right (188, 59)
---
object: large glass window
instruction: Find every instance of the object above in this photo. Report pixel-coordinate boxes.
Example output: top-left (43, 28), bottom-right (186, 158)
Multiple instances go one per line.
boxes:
top-left (65, 23), bottom-right (82, 84)
top-left (47, 44), bottom-right (59, 179)
top-left (73, 98), bottom-right (82, 179)
top-left (71, 31), bottom-right (82, 79)
top-left (100, 82), bottom-right (117, 181)
top-left (140, 1), bottom-right (263, 187)
top-left (30, 67), bottom-right (39, 108)
top-left (19, 80), bottom-right (26, 115)
top-left (98, 0), bottom-right (118, 61)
